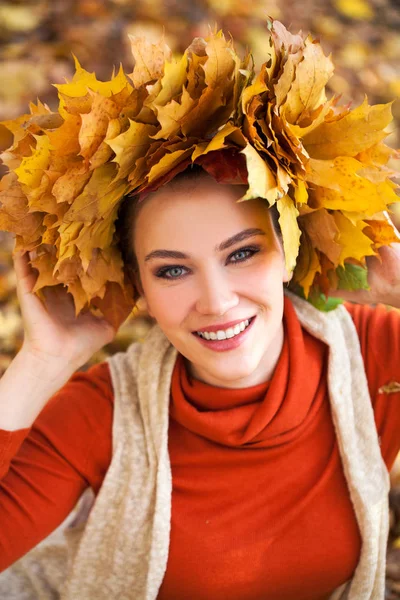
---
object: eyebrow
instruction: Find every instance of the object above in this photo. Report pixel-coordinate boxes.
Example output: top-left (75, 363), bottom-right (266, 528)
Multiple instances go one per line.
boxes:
top-left (144, 228), bottom-right (266, 262)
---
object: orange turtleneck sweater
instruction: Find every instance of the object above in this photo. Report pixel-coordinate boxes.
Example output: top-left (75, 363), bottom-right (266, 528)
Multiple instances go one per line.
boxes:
top-left (0, 299), bottom-right (399, 600)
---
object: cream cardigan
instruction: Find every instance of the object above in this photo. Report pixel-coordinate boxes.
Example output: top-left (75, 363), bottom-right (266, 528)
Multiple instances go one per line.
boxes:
top-left (0, 293), bottom-right (390, 599)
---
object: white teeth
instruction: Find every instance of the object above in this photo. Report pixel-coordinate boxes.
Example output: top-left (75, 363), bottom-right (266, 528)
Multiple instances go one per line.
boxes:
top-left (197, 318), bottom-right (253, 340)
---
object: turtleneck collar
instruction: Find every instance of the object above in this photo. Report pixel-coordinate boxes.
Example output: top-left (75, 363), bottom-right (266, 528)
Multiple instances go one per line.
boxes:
top-left (169, 295), bottom-right (328, 448)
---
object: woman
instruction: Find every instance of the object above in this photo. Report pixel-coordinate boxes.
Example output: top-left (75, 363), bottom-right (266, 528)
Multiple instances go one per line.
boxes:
top-left (0, 163), bottom-right (399, 600)
top-left (0, 18), bottom-right (399, 600)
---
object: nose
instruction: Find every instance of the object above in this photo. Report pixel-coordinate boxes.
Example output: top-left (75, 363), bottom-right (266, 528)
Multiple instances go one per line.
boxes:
top-left (195, 267), bottom-right (239, 316)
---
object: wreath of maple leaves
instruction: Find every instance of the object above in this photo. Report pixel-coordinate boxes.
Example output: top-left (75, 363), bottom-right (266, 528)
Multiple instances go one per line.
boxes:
top-left (0, 19), bottom-right (399, 327)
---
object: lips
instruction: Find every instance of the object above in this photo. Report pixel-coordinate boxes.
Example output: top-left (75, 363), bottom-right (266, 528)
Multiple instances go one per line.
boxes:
top-left (193, 315), bottom-right (256, 352)
top-left (193, 316), bottom-right (255, 334)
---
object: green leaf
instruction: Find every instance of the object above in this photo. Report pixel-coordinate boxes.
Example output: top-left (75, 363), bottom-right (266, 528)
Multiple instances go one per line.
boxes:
top-left (307, 290), bottom-right (343, 311)
top-left (336, 263), bottom-right (369, 291)
top-left (289, 284), bottom-right (343, 312)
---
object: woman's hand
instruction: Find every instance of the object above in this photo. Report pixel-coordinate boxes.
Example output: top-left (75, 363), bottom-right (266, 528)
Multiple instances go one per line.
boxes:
top-left (329, 243), bottom-right (400, 308)
top-left (13, 251), bottom-right (117, 372)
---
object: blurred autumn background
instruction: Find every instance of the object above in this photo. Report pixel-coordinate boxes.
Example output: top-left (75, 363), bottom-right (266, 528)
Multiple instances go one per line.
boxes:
top-left (0, 0), bottom-right (400, 595)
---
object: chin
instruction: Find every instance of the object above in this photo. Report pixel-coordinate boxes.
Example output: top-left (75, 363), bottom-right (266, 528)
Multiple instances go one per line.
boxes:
top-left (197, 356), bottom-right (262, 387)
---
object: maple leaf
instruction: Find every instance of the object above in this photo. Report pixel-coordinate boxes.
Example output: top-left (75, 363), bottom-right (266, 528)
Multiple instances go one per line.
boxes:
top-left (302, 98), bottom-right (393, 159)
top-left (300, 209), bottom-right (342, 264)
top-left (294, 229), bottom-right (322, 297)
top-left (78, 91), bottom-right (120, 160)
top-left (282, 36), bottom-right (334, 125)
top-left (336, 263), bottom-right (369, 291)
top-left (128, 35), bottom-right (172, 89)
top-left (306, 157), bottom-right (397, 214)
top-left (277, 194), bottom-right (302, 273)
top-left (333, 212), bottom-right (376, 265)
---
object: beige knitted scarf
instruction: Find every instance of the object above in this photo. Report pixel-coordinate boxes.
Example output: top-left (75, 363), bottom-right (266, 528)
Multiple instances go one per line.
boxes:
top-left (0, 293), bottom-right (390, 600)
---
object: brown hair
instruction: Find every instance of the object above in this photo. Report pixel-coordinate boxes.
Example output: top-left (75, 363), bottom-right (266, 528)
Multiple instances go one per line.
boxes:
top-left (115, 164), bottom-right (282, 297)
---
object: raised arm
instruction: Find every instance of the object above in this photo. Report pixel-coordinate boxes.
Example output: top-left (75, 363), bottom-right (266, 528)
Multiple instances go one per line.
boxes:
top-left (0, 361), bottom-right (113, 572)
top-left (0, 251), bottom-right (116, 430)
top-left (0, 251), bottom-right (117, 570)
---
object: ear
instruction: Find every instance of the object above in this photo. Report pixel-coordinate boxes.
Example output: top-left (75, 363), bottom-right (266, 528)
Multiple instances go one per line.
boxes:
top-left (133, 273), bottom-right (154, 317)
top-left (282, 263), bottom-right (293, 284)
top-left (136, 296), bottom-right (153, 316)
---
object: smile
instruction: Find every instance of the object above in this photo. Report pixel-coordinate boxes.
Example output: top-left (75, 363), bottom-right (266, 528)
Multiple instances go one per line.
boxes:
top-left (195, 318), bottom-right (253, 340)
top-left (192, 316), bottom-right (256, 352)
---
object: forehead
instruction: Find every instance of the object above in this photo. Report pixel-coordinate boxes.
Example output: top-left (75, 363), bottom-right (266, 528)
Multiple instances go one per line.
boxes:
top-left (134, 176), bottom-right (271, 256)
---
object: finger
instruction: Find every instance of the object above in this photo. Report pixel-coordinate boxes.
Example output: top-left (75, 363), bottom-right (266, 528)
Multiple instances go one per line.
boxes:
top-left (12, 253), bottom-right (45, 321)
top-left (41, 285), bottom-right (76, 318)
top-left (328, 288), bottom-right (374, 304)
top-left (12, 252), bottom-right (38, 296)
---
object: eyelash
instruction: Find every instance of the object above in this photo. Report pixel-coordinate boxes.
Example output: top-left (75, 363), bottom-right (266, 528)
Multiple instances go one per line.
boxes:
top-left (154, 245), bottom-right (261, 280)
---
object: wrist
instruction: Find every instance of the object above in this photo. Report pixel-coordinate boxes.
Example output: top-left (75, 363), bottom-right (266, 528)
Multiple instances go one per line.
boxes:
top-left (18, 344), bottom-right (78, 381)
top-left (0, 351), bottom-right (75, 431)
top-left (382, 295), bottom-right (400, 310)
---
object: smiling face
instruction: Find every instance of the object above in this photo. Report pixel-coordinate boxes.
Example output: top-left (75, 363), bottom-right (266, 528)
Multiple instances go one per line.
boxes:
top-left (133, 173), bottom-right (290, 388)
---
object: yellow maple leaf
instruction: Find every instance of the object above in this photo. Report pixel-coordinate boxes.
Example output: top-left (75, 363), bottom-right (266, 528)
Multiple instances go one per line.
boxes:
top-left (57, 221), bottom-right (84, 262)
top-left (294, 180), bottom-right (308, 204)
top-left (153, 87), bottom-right (195, 140)
top-left (147, 147), bottom-right (194, 183)
top-left (55, 61), bottom-right (131, 119)
top-left (239, 144), bottom-right (279, 204)
top-left (277, 194), bottom-right (301, 273)
top-left (129, 35), bottom-right (172, 89)
top-left (63, 164), bottom-right (128, 222)
top-left (46, 114), bottom-right (82, 157)
top-left (302, 98), bottom-right (393, 159)
top-left (283, 36), bottom-right (334, 124)
top-left (15, 134), bottom-right (51, 188)
top-left (52, 166), bottom-right (92, 206)
top-left (333, 212), bottom-right (376, 265)
top-left (307, 157), bottom-right (397, 214)
top-left (363, 213), bottom-right (400, 248)
top-left (79, 92), bottom-right (120, 160)
top-left (75, 206), bottom-right (120, 271)
top-left (202, 31), bottom-right (238, 88)
top-left (152, 52), bottom-right (189, 108)
top-left (90, 118), bottom-right (122, 170)
top-left (107, 120), bottom-right (157, 181)
top-left (192, 123), bottom-right (242, 161)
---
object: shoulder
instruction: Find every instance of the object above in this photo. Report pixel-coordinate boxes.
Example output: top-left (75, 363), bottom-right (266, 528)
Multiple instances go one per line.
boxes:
top-left (25, 361), bottom-right (114, 490)
top-left (344, 301), bottom-right (400, 332)
top-left (344, 303), bottom-right (400, 471)
top-left (344, 302), bottom-right (400, 365)
top-left (343, 301), bottom-right (400, 407)
top-left (35, 361), bottom-right (114, 456)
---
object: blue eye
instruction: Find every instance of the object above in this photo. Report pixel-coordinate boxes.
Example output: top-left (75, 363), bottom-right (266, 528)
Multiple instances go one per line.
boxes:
top-left (155, 266), bottom-right (187, 279)
top-left (229, 247), bottom-right (259, 263)
top-left (230, 249), bottom-right (252, 262)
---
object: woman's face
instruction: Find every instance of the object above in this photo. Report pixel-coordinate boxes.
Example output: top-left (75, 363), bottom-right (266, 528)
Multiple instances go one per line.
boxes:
top-left (133, 174), bottom-right (290, 388)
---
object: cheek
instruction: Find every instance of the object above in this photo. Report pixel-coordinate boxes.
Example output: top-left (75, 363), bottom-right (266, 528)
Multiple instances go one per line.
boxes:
top-left (242, 256), bottom-right (285, 295)
top-left (141, 275), bottom-right (193, 327)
